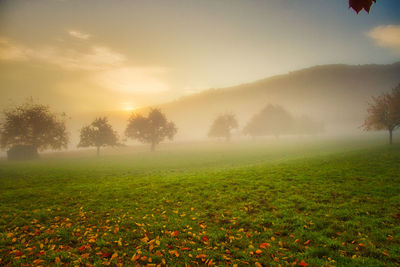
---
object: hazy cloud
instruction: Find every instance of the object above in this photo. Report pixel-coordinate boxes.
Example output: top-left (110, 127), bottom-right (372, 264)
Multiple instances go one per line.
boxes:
top-left (0, 36), bottom-right (126, 71)
top-left (0, 33), bottom-right (170, 98)
top-left (367, 25), bottom-right (400, 54)
top-left (68, 29), bottom-right (91, 40)
top-left (0, 37), bottom-right (29, 60)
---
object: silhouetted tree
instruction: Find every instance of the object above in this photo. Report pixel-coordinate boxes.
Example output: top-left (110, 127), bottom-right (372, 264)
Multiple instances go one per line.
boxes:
top-left (125, 108), bottom-right (177, 151)
top-left (363, 84), bottom-right (400, 144)
top-left (244, 105), bottom-right (294, 139)
top-left (78, 117), bottom-right (119, 156)
top-left (208, 113), bottom-right (238, 141)
top-left (0, 101), bottom-right (68, 159)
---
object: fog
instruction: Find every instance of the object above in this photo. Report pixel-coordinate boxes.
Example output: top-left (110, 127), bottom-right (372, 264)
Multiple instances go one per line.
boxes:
top-left (1, 0), bottom-right (400, 156)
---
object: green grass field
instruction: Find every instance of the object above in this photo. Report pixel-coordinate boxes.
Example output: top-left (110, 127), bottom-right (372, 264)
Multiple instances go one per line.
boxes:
top-left (0, 137), bottom-right (399, 266)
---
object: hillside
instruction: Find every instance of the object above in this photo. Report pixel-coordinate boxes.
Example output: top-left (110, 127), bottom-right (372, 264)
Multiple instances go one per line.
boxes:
top-left (141, 62), bottom-right (400, 138)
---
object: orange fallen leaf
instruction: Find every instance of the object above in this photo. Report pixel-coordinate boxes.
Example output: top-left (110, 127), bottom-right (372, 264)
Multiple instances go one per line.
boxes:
top-left (14, 251), bottom-right (23, 257)
top-left (101, 252), bottom-right (111, 258)
top-left (201, 236), bottom-right (209, 242)
top-left (169, 250), bottom-right (179, 257)
top-left (303, 240), bottom-right (310, 245)
top-left (259, 243), bottom-right (270, 248)
top-left (171, 231), bottom-right (179, 237)
top-left (298, 260), bottom-right (309, 266)
top-left (110, 252), bottom-right (118, 261)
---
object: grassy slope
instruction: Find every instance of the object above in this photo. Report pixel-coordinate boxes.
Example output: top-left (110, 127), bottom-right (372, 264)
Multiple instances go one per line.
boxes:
top-left (0, 139), bottom-right (399, 266)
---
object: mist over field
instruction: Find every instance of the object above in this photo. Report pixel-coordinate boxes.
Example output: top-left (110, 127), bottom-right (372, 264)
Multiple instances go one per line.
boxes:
top-left (1, 0), bottom-right (400, 266)
top-left (2, 62), bottom-right (399, 154)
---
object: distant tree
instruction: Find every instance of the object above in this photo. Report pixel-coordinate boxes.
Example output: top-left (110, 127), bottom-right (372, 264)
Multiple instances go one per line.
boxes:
top-left (125, 108), bottom-right (177, 151)
top-left (0, 101), bottom-right (68, 159)
top-left (244, 105), bottom-right (294, 139)
top-left (78, 117), bottom-right (119, 156)
top-left (363, 84), bottom-right (400, 144)
top-left (208, 113), bottom-right (238, 141)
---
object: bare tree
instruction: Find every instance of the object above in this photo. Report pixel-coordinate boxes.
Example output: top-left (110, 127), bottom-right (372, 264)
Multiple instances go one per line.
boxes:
top-left (208, 113), bottom-right (238, 142)
top-left (363, 84), bottom-right (400, 144)
top-left (0, 101), bottom-right (68, 159)
top-left (125, 108), bottom-right (177, 151)
top-left (78, 117), bottom-right (119, 156)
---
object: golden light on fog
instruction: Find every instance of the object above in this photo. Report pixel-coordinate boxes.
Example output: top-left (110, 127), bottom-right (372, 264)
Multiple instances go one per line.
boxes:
top-left (121, 102), bottom-right (136, 112)
top-left (94, 67), bottom-right (169, 95)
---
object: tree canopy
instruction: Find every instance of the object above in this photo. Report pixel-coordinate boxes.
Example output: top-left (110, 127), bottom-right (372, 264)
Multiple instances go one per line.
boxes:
top-left (0, 102), bottom-right (68, 154)
top-left (125, 108), bottom-right (177, 151)
top-left (363, 84), bottom-right (400, 144)
top-left (78, 117), bottom-right (119, 156)
top-left (208, 113), bottom-right (238, 141)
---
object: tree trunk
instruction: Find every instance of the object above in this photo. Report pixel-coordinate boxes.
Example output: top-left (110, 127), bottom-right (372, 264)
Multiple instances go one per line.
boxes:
top-left (389, 129), bottom-right (393, 145)
top-left (96, 146), bottom-right (100, 156)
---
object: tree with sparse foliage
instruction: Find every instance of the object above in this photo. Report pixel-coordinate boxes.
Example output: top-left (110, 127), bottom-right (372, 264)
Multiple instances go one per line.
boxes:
top-left (78, 117), bottom-right (119, 156)
top-left (0, 101), bottom-right (68, 159)
top-left (363, 84), bottom-right (400, 145)
top-left (125, 108), bottom-right (177, 151)
top-left (208, 113), bottom-right (238, 141)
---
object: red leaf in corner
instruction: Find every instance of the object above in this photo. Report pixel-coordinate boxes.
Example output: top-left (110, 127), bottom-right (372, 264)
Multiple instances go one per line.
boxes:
top-left (349, 0), bottom-right (363, 13)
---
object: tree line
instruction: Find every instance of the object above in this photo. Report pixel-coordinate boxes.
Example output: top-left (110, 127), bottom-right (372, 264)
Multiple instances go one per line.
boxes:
top-left (0, 83), bottom-right (399, 159)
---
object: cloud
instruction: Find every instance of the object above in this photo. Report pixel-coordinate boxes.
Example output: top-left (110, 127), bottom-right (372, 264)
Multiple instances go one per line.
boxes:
top-left (367, 25), bottom-right (400, 54)
top-left (0, 34), bottom-right (171, 96)
top-left (0, 37), bottom-right (29, 60)
top-left (0, 36), bottom-right (126, 71)
top-left (39, 45), bottom-right (126, 71)
top-left (68, 29), bottom-right (91, 40)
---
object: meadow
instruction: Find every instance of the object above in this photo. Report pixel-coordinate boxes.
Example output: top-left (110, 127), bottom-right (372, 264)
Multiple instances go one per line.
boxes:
top-left (0, 137), bottom-right (399, 266)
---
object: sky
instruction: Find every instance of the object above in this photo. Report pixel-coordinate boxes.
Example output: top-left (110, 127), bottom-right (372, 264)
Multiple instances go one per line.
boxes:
top-left (0, 0), bottom-right (400, 114)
